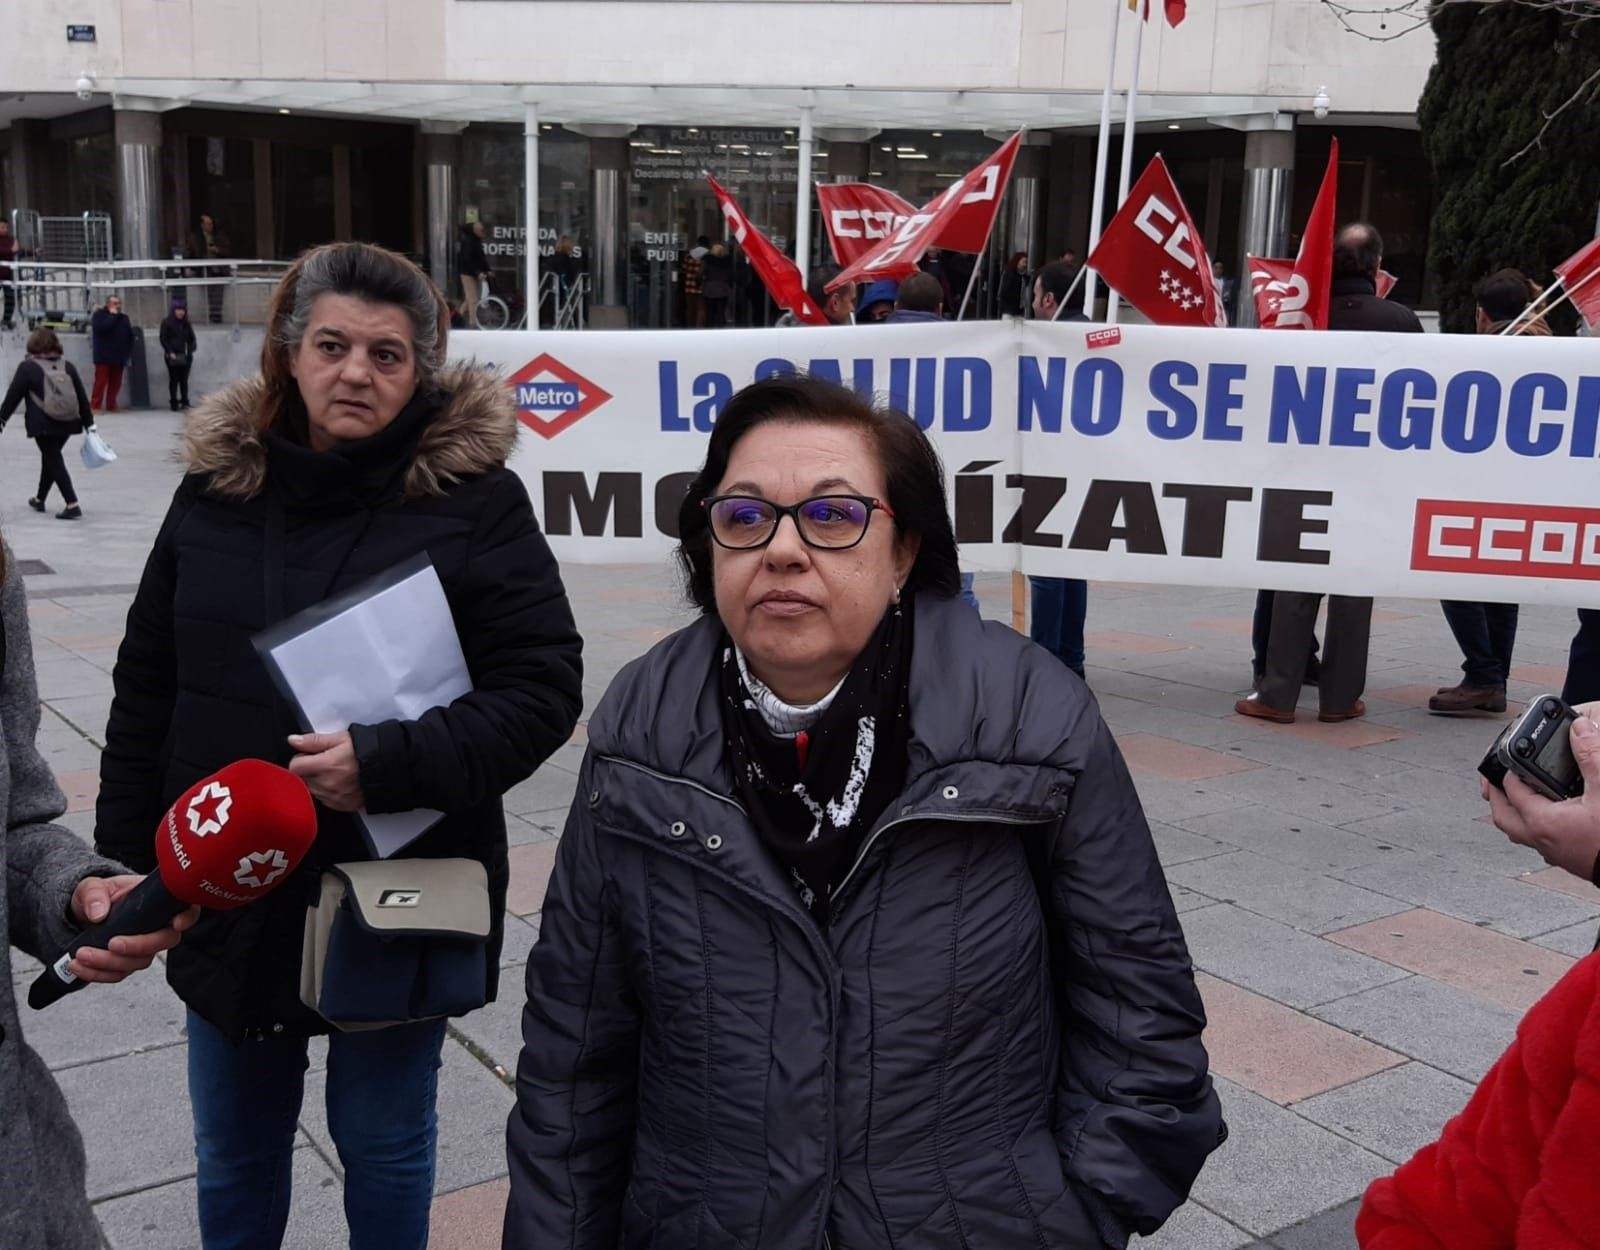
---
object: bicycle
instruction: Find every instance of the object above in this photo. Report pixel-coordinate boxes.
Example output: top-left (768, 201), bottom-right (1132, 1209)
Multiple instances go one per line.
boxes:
top-left (472, 275), bottom-right (518, 331)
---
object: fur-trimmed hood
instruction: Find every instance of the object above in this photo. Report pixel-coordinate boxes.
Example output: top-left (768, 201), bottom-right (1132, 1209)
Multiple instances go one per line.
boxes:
top-left (181, 363), bottom-right (518, 500)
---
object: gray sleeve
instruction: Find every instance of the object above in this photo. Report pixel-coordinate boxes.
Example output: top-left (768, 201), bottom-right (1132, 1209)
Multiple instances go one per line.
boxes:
top-left (3, 547), bottom-right (124, 960)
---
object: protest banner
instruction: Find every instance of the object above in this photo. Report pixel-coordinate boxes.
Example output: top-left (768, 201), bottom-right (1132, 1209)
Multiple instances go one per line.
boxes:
top-left (458, 322), bottom-right (1600, 607)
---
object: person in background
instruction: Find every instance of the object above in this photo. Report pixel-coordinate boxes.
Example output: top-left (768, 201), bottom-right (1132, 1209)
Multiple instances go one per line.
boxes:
top-left (1028, 260), bottom-right (1091, 677)
top-left (506, 374), bottom-right (1222, 1250)
top-left (0, 524), bottom-right (199, 1250)
top-left (0, 220), bottom-right (16, 329)
top-left (190, 214), bottom-right (231, 325)
top-left (1211, 260), bottom-right (1238, 325)
top-left (0, 328), bottom-right (95, 519)
top-left (95, 242), bottom-right (583, 1250)
top-left (776, 263), bottom-right (857, 329)
top-left (160, 295), bottom-right (198, 411)
top-left (682, 235), bottom-right (707, 327)
top-left (998, 250), bottom-right (1029, 317)
top-left (547, 235), bottom-right (580, 322)
top-left (701, 242), bottom-right (735, 327)
top-left (1238, 223), bottom-right (1423, 724)
top-left (919, 246), bottom-right (957, 313)
top-left (1428, 267), bottom-right (1546, 715)
top-left (457, 220), bottom-right (491, 328)
top-left (89, 293), bottom-right (133, 413)
top-left (883, 271), bottom-right (944, 324)
top-left (856, 278), bottom-right (898, 323)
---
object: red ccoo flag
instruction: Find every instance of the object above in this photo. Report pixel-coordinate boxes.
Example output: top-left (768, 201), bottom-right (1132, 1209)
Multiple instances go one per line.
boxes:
top-left (705, 173), bottom-right (828, 326)
top-left (1553, 235), bottom-right (1600, 331)
top-left (1086, 154), bottom-right (1225, 328)
top-left (816, 183), bottom-right (918, 267)
top-left (827, 132), bottom-right (1022, 291)
top-left (1246, 139), bottom-right (1339, 330)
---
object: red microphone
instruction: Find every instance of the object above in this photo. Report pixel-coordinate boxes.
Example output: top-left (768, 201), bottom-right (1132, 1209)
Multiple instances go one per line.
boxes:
top-left (29, 759), bottom-right (317, 1010)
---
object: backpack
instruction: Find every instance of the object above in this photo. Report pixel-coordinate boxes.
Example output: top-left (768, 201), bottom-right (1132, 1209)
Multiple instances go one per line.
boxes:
top-left (33, 357), bottom-right (80, 423)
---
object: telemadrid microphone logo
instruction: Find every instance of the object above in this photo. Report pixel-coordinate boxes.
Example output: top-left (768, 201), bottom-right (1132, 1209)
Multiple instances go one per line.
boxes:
top-left (233, 849), bottom-right (290, 890)
top-left (186, 782), bottom-right (233, 838)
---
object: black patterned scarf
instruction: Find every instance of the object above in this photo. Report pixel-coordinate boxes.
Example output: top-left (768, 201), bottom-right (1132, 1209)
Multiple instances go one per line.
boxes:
top-left (719, 600), bottom-right (913, 924)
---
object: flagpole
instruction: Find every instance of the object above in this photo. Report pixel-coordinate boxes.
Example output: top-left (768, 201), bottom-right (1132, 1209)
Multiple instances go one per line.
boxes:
top-left (1082, 0), bottom-right (1124, 322)
top-left (1500, 265), bottom-right (1600, 334)
top-left (1106, 3), bottom-right (1147, 326)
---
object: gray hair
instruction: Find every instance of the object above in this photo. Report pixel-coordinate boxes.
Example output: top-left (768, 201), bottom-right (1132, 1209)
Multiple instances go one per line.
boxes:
top-left (270, 242), bottom-right (448, 385)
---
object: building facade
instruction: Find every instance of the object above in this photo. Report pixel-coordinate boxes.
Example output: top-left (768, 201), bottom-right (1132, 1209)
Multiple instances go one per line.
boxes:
top-left (0, 0), bottom-right (1438, 325)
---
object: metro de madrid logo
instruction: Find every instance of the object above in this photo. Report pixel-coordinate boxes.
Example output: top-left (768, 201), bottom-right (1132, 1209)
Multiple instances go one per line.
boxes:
top-left (504, 353), bottom-right (613, 440)
top-left (186, 782), bottom-right (233, 838)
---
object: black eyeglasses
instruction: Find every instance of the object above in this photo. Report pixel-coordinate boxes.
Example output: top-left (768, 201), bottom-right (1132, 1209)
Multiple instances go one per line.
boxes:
top-left (702, 494), bottom-right (896, 551)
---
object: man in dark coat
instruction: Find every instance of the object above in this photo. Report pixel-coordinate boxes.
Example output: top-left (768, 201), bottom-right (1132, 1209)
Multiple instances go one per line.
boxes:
top-left (158, 296), bottom-right (198, 410)
top-left (88, 294), bottom-right (133, 413)
top-left (1239, 223), bottom-right (1424, 724)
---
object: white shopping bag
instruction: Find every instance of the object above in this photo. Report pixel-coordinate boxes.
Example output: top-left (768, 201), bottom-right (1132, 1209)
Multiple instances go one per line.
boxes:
top-left (80, 429), bottom-right (117, 469)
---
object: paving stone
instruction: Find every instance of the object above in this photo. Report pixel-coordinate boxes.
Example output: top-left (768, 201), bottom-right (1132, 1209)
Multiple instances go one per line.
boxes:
top-left (1520, 865), bottom-right (1600, 903)
top-left (1189, 1078), bottom-right (1389, 1236)
top-left (1199, 767), bottom-right (1407, 827)
top-left (502, 764), bottom-right (580, 819)
top-left (1170, 851), bottom-right (1406, 935)
top-left (1295, 1063), bottom-right (1474, 1166)
top-left (1130, 779), bottom-right (1245, 825)
top-left (1310, 976), bottom-right (1520, 1083)
top-left (1225, 733), bottom-right (1415, 787)
top-left (1149, 821), bottom-right (1232, 866)
top-left (1334, 849), bottom-right (1600, 939)
top-left (430, 1177), bottom-right (512, 1249)
top-left (56, 1044), bottom-right (196, 1200)
top-left (1179, 807), bottom-right (1397, 874)
top-left (504, 811), bottom-right (560, 846)
top-left (1269, 1198), bottom-right (1364, 1250)
top-left (1171, 885), bottom-right (1220, 915)
top-left (1531, 918), bottom-right (1600, 957)
top-left (1197, 973), bottom-right (1403, 1106)
top-left (299, 1035), bottom-right (514, 1195)
top-left (1325, 908), bottom-right (1576, 1012)
top-left (498, 913), bottom-right (541, 968)
top-left (1337, 808), bottom-right (1545, 875)
top-left (1180, 905), bottom-right (1409, 1009)
top-left (505, 840), bottom-right (560, 917)
top-left (15, 963), bottom-right (187, 1071)
top-left (454, 987), bottom-right (528, 1077)
top-left (1356, 764), bottom-right (1496, 819)
top-left (93, 1145), bottom-right (344, 1250)
top-left (1119, 733), bottom-right (1265, 783)
top-left (1132, 1199), bottom-right (1255, 1249)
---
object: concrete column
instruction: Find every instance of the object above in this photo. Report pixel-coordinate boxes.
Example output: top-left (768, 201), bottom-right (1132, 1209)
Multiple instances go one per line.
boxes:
top-left (1235, 122), bottom-right (1296, 328)
top-left (524, 104), bottom-right (540, 317)
top-left (795, 106), bottom-right (815, 270)
top-left (113, 108), bottom-right (162, 261)
top-left (1007, 139), bottom-right (1049, 274)
top-left (420, 122), bottom-right (463, 292)
top-left (587, 135), bottom-right (630, 328)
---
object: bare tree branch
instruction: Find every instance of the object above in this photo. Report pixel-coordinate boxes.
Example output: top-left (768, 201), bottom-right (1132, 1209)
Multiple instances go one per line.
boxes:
top-left (1501, 61), bottom-right (1600, 164)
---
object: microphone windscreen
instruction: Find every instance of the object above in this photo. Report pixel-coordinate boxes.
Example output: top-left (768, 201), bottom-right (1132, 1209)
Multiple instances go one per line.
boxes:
top-left (154, 759), bottom-right (318, 910)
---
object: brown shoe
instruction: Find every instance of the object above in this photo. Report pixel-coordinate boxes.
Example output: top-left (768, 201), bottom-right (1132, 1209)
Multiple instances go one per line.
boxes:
top-left (1318, 700), bottom-right (1366, 723)
top-left (1427, 682), bottom-right (1507, 715)
top-left (1235, 694), bottom-right (1295, 723)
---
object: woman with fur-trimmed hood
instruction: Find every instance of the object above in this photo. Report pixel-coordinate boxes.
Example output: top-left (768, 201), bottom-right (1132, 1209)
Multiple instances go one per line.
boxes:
top-left (93, 242), bottom-right (583, 1250)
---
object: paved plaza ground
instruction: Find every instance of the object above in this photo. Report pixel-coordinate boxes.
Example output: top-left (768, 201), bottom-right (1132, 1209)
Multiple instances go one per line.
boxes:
top-left (8, 408), bottom-right (1594, 1250)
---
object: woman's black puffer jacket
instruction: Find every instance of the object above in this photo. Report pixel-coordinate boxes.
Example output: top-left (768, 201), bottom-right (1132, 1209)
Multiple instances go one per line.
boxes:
top-left (506, 595), bottom-right (1222, 1249)
top-left (95, 365), bottom-right (583, 1042)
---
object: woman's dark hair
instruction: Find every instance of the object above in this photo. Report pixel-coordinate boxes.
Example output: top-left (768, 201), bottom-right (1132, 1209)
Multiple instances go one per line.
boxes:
top-left (675, 374), bottom-right (962, 614)
top-left (25, 328), bottom-right (62, 356)
top-left (259, 242), bottom-right (448, 437)
top-left (1475, 267), bottom-right (1537, 323)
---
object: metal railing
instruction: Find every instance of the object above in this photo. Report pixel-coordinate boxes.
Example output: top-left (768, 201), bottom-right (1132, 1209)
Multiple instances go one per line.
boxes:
top-left (0, 258), bottom-right (293, 330)
top-left (549, 273), bottom-right (589, 331)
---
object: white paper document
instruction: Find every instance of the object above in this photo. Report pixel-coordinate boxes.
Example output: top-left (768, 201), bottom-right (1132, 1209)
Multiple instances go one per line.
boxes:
top-left (257, 556), bottom-right (472, 858)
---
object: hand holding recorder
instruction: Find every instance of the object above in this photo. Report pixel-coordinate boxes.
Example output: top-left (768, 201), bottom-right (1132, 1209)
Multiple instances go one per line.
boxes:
top-left (1480, 696), bottom-right (1600, 884)
top-left (29, 759), bottom-right (316, 1010)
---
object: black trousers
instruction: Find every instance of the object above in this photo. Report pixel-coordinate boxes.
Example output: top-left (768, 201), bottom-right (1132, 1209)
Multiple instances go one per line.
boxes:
top-left (1258, 592), bottom-right (1371, 715)
top-left (167, 360), bottom-right (192, 406)
top-left (35, 434), bottom-right (77, 506)
top-left (1252, 589), bottom-right (1319, 681)
top-left (1562, 609), bottom-right (1600, 705)
top-left (1440, 600), bottom-right (1518, 688)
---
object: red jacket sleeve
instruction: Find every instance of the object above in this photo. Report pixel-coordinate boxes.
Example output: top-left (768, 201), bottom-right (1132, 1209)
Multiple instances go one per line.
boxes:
top-left (1356, 953), bottom-right (1600, 1250)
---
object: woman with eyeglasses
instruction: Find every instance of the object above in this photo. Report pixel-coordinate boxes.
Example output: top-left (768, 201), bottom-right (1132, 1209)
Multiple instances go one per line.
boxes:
top-left (506, 375), bottom-right (1223, 1250)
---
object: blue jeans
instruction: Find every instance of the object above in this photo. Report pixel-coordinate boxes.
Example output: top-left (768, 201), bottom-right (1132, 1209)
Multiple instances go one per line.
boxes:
top-left (1029, 576), bottom-right (1087, 677)
top-left (1440, 600), bottom-right (1518, 687)
top-left (959, 572), bottom-right (980, 611)
top-left (187, 1010), bottom-right (448, 1250)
